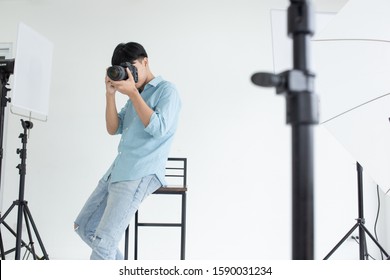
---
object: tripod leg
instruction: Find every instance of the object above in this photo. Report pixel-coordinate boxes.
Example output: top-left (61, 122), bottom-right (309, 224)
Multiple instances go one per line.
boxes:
top-left (1, 203), bottom-right (18, 260)
top-left (23, 208), bottom-right (37, 259)
top-left (0, 203), bottom-right (17, 223)
top-left (0, 228), bottom-right (5, 259)
top-left (324, 223), bottom-right (359, 260)
top-left (0, 219), bottom-right (34, 257)
top-left (23, 204), bottom-right (49, 259)
top-left (360, 224), bottom-right (390, 259)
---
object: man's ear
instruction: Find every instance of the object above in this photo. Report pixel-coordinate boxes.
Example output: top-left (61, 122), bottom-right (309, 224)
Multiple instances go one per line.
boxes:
top-left (143, 57), bottom-right (149, 67)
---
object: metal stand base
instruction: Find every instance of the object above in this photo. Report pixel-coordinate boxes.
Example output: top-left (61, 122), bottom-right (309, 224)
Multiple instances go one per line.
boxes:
top-left (0, 120), bottom-right (49, 260)
top-left (0, 200), bottom-right (49, 259)
top-left (324, 162), bottom-right (389, 260)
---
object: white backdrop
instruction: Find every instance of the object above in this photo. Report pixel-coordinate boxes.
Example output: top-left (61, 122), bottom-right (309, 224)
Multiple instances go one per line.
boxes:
top-left (0, 0), bottom-right (388, 260)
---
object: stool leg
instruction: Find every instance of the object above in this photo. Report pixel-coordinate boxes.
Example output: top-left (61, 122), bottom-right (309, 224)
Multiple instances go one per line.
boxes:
top-left (180, 193), bottom-right (187, 260)
top-left (124, 225), bottom-right (129, 260)
top-left (134, 210), bottom-right (139, 260)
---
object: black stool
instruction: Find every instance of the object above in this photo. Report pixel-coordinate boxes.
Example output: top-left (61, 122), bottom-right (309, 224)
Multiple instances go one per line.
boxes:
top-left (124, 157), bottom-right (187, 260)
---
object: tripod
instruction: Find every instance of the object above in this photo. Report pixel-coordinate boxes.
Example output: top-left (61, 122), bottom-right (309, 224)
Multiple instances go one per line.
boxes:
top-left (252, 0), bottom-right (318, 259)
top-left (0, 65), bottom-right (13, 259)
top-left (324, 162), bottom-right (389, 260)
top-left (0, 119), bottom-right (49, 259)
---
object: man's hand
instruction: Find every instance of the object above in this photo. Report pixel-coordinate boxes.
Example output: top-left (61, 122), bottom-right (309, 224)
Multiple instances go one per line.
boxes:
top-left (105, 72), bottom-right (117, 96)
top-left (109, 68), bottom-right (139, 98)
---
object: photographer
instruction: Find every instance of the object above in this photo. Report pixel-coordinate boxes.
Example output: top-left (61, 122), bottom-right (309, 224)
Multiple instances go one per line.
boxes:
top-left (74, 42), bottom-right (181, 260)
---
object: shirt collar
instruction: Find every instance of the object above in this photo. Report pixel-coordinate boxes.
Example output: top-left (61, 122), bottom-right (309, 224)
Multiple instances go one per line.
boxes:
top-left (147, 76), bottom-right (163, 88)
top-left (140, 76), bottom-right (163, 95)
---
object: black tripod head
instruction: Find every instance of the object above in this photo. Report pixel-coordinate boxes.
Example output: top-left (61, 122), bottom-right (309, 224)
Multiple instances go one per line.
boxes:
top-left (21, 119), bottom-right (33, 130)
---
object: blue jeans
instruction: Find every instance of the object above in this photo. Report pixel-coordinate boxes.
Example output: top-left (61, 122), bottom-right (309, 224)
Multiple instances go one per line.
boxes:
top-left (74, 174), bottom-right (161, 260)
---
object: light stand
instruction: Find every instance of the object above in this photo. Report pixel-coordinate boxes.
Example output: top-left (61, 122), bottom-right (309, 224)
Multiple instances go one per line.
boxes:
top-left (251, 0), bottom-right (318, 259)
top-left (0, 62), bottom-right (12, 190)
top-left (0, 119), bottom-right (49, 259)
top-left (324, 162), bottom-right (389, 260)
top-left (0, 24), bottom-right (53, 260)
top-left (0, 59), bottom-right (14, 260)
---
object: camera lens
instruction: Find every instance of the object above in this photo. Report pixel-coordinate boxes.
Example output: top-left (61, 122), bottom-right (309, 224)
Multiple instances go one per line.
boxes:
top-left (107, 65), bottom-right (128, 81)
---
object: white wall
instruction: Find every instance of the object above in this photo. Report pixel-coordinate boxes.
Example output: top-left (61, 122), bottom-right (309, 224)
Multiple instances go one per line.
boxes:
top-left (0, 0), bottom-right (388, 260)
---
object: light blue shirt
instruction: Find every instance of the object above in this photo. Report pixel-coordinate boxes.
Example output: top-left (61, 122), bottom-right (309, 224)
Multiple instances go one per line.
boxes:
top-left (103, 76), bottom-right (181, 186)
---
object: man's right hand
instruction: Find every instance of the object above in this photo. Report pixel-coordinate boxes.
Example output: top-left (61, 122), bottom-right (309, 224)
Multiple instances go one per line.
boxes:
top-left (105, 74), bottom-right (117, 96)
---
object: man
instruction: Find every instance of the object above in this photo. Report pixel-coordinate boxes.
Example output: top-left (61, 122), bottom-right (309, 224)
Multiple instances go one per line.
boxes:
top-left (74, 42), bottom-right (181, 260)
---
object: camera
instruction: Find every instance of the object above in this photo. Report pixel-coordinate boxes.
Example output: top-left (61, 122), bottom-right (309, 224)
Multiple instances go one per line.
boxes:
top-left (107, 62), bottom-right (138, 82)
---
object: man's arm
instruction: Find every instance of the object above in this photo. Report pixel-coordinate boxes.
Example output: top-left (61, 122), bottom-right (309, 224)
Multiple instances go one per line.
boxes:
top-left (129, 91), bottom-right (154, 127)
top-left (110, 68), bottom-right (154, 128)
top-left (105, 75), bottom-right (119, 135)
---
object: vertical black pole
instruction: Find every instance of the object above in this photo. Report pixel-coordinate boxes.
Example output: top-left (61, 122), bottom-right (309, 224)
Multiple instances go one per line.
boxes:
top-left (124, 226), bottom-right (129, 260)
top-left (0, 79), bottom-right (10, 260)
top-left (15, 121), bottom-right (29, 260)
top-left (134, 211), bottom-right (139, 260)
top-left (0, 82), bottom-right (6, 188)
top-left (292, 128), bottom-right (314, 259)
top-left (0, 78), bottom-right (11, 197)
top-left (288, 1), bottom-right (315, 260)
top-left (251, 0), bottom-right (317, 260)
top-left (356, 162), bottom-right (367, 260)
top-left (180, 193), bottom-right (186, 260)
top-left (181, 158), bottom-right (187, 260)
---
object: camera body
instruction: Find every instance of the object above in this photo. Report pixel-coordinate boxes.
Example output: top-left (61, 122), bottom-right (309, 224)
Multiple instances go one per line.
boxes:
top-left (107, 62), bottom-right (138, 82)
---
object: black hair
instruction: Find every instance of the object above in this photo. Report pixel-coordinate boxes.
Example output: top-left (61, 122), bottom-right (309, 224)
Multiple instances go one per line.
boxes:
top-left (111, 42), bottom-right (148, 66)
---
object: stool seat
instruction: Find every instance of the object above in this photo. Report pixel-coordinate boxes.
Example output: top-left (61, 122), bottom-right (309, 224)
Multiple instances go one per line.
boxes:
top-left (154, 186), bottom-right (187, 194)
